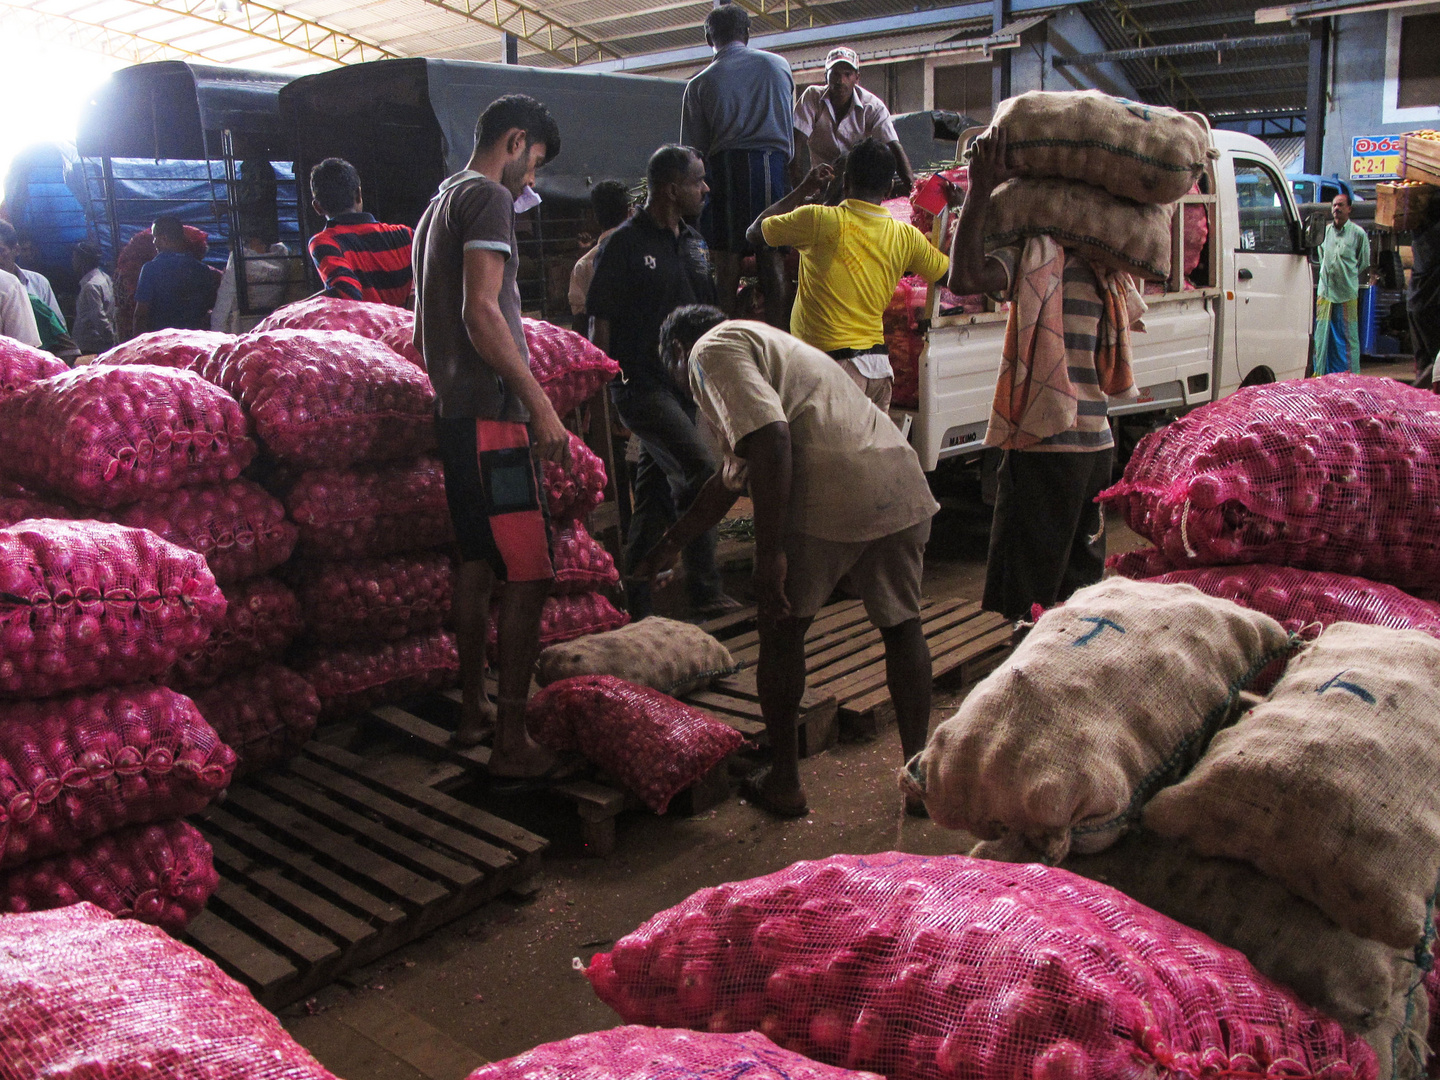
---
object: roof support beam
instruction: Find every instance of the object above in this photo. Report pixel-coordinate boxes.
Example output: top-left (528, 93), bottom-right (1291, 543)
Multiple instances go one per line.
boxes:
top-left (0, 1), bottom-right (202, 63)
top-left (1053, 31), bottom-right (1309, 66)
top-left (414, 0), bottom-right (610, 64)
top-left (1257, 0), bottom-right (1436, 23)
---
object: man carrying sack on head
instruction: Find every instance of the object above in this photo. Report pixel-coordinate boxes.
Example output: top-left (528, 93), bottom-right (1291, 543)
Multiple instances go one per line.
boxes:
top-left (946, 129), bottom-right (1146, 623)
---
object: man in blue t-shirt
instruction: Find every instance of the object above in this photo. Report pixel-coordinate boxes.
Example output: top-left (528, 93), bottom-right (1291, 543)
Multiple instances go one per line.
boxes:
top-left (133, 215), bottom-right (219, 333)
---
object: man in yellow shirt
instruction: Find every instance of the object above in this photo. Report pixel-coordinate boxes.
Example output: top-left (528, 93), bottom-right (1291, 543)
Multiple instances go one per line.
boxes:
top-left (746, 137), bottom-right (949, 409)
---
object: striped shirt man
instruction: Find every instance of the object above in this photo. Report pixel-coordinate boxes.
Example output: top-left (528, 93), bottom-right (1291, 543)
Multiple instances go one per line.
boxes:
top-left (308, 211), bottom-right (414, 307)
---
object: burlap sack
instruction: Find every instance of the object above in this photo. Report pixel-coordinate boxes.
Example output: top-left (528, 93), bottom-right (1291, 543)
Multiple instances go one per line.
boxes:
top-left (991, 90), bottom-right (1214, 205)
top-left (901, 578), bottom-right (1292, 861)
top-left (986, 177), bottom-right (1174, 280)
top-left (535, 616), bottom-right (737, 697)
top-left (971, 830), bottom-right (1431, 1080)
top-left (1146, 622), bottom-right (1440, 950)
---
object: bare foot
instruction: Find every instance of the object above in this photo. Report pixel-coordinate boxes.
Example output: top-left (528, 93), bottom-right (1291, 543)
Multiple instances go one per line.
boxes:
top-left (744, 766), bottom-right (808, 818)
top-left (904, 793), bottom-right (929, 819)
top-left (451, 698), bottom-right (497, 748)
top-left (488, 737), bottom-right (559, 779)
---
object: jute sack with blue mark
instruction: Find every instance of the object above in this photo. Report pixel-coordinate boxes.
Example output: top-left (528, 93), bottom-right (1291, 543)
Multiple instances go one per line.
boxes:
top-left (900, 577), bottom-right (1293, 862)
top-left (1146, 621), bottom-right (1440, 951)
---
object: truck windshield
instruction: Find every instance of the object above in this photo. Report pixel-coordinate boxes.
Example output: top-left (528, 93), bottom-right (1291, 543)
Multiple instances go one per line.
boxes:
top-left (1236, 159), bottom-right (1299, 254)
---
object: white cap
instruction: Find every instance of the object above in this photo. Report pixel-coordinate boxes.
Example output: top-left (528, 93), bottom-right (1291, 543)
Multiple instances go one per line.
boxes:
top-left (824, 46), bottom-right (860, 75)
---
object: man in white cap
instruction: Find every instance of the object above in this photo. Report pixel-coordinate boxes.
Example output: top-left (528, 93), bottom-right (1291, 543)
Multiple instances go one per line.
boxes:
top-left (793, 47), bottom-right (915, 195)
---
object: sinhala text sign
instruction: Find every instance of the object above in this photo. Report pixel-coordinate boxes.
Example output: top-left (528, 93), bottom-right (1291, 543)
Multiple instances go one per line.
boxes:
top-left (1351, 135), bottom-right (1404, 180)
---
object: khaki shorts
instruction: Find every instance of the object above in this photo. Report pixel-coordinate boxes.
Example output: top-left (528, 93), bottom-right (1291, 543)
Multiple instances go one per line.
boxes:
top-left (783, 518), bottom-right (930, 628)
top-left (837, 357), bottom-right (894, 413)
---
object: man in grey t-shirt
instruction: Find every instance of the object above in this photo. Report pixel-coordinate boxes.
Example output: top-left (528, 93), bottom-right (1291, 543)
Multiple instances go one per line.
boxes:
top-left (413, 94), bottom-right (571, 777)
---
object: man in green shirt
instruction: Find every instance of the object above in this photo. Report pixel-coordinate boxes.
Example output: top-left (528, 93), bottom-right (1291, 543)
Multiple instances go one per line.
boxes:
top-left (1312, 193), bottom-right (1372, 376)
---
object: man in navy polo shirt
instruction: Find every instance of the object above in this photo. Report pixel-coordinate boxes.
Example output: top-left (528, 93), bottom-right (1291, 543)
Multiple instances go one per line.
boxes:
top-left (133, 215), bottom-right (219, 333)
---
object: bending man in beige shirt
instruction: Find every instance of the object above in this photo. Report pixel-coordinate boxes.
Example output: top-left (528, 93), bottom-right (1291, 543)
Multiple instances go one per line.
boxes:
top-left (634, 306), bottom-right (939, 817)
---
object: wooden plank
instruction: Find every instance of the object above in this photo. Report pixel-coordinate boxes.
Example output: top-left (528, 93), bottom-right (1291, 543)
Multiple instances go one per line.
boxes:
top-left (206, 835), bottom-right (377, 949)
top-left (332, 996), bottom-right (486, 1080)
top-left (303, 742), bottom-right (548, 858)
top-left (286, 757), bottom-right (516, 873)
top-left (200, 807), bottom-right (406, 926)
top-left (256, 773), bottom-right (482, 890)
top-left (667, 760), bottom-right (730, 817)
top-left (185, 909), bottom-right (298, 990)
top-left (824, 610), bottom-right (1005, 705)
top-left (555, 778), bottom-right (626, 818)
top-left (725, 600), bottom-right (869, 663)
top-left (224, 787), bottom-right (449, 907)
top-left (210, 877), bottom-right (342, 966)
top-left (696, 605), bottom-right (758, 639)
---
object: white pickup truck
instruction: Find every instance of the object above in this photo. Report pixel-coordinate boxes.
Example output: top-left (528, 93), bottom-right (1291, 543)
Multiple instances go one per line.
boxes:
top-left (901, 130), bottom-right (1314, 472)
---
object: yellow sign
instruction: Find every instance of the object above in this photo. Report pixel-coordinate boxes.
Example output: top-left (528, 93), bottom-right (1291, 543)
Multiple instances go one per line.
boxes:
top-left (1351, 135), bottom-right (1403, 180)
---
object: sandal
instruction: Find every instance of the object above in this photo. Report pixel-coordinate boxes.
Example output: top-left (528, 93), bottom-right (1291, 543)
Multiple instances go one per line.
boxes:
top-left (742, 767), bottom-right (809, 819)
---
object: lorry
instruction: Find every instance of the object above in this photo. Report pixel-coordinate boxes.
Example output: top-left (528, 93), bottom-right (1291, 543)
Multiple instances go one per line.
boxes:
top-left (900, 129), bottom-right (1314, 473)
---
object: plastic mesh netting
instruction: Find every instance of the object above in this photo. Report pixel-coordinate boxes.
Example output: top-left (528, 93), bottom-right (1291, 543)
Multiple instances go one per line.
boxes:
top-left (93, 328), bottom-right (232, 371)
top-left (0, 683), bottom-right (235, 870)
top-left (489, 593), bottom-right (629, 656)
top-left (0, 494), bottom-right (73, 528)
top-left (166, 576), bottom-right (302, 688)
top-left (467, 1027), bottom-right (883, 1080)
top-left (523, 318), bottom-right (621, 418)
top-left (528, 675), bottom-right (746, 813)
top-left (192, 663), bottom-right (320, 778)
top-left (585, 853), bottom-right (1378, 1080)
top-left (0, 365), bottom-right (254, 508)
top-left (200, 328), bottom-right (436, 467)
top-left (285, 457), bottom-right (454, 560)
top-left (0, 334), bottom-right (66, 396)
top-left (300, 629), bottom-right (459, 719)
top-left (251, 296), bottom-right (424, 367)
top-left (0, 903), bottom-right (342, 1079)
top-left (104, 479), bottom-right (297, 584)
top-left (1100, 376), bottom-right (1440, 589)
top-left (0, 819), bottom-right (216, 934)
top-left (552, 519), bottom-right (619, 594)
top-left (296, 552), bottom-right (452, 643)
top-left (0, 519), bottom-right (226, 698)
top-left (546, 433), bottom-right (607, 521)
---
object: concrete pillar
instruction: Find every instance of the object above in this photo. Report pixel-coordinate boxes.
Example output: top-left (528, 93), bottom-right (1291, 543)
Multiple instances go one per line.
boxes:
top-left (992, 0), bottom-right (1012, 107)
top-left (1304, 19), bottom-right (1330, 174)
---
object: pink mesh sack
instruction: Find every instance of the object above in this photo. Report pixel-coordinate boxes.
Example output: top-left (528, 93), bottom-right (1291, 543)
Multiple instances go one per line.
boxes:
top-left (0, 683), bottom-right (235, 871)
top-left (490, 592), bottom-right (630, 654)
top-left (0, 903), bottom-right (342, 1079)
top-left (1100, 375), bottom-right (1440, 590)
top-left (545, 432), bottom-right (607, 520)
top-left (379, 322), bottom-right (424, 367)
top-left (1107, 546), bottom-right (1177, 579)
top-left (0, 493), bottom-right (73, 528)
top-left (523, 318), bottom-right (621, 417)
top-left (93, 328), bottom-right (232, 370)
top-left (0, 334), bottom-right (66, 396)
top-left (167, 577), bottom-right (302, 688)
top-left (300, 629), bottom-right (459, 719)
top-left (468, 1027), bottom-right (883, 1080)
top-left (0, 365), bottom-right (254, 508)
top-left (552, 519), bottom-right (619, 594)
top-left (528, 675), bottom-right (745, 813)
top-left (103, 478), bottom-right (297, 584)
top-left (192, 663), bottom-right (320, 777)
top-left (200, 328), bottom-right (436, 467)
top-left (254, 295), bottom-right (410, 337)
top-left (297, 552), bottom-right (452, 643)
top-left (0, 519), bottom-right (226, 698)
top-left (0, 819), bottom-right (217, 934)
top-left (285, 457), bottom-right (454, 559)
top-left (584, 853), bottom-right (1378, 1080)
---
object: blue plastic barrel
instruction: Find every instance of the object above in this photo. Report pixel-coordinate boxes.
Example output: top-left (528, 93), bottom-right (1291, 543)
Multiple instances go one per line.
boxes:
top-left (1359, 284), bottom-right (1378, 353)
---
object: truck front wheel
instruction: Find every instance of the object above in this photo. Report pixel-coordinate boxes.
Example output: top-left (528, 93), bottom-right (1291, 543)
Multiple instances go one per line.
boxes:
top-left (1240, 366), bottom-right (1277, 387)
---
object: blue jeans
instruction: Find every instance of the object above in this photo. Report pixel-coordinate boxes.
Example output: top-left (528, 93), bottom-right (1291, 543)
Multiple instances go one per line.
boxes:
top-left (612, 383), bottom-right (724, 617)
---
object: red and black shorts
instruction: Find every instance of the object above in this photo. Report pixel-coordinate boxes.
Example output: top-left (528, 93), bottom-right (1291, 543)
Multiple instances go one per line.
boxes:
top-left (435, 416), bottom-right (553, 582)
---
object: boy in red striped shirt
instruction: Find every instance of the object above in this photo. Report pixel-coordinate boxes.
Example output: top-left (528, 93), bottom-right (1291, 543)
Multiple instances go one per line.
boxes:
top-left (307, 158), bottom-right (415, 306)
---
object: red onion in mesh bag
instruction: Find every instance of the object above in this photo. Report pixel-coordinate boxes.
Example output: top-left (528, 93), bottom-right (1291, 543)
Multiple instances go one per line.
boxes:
top-left (468, 1027), bottom-right (884, 1080)
top-left (0, 683), bottom-right (235, 870)
top-left (1106, 546), bottom-right (1178, 579)
top-left (0, 333), bottom-right (66, 396)
top-left (192, 663), bottom-right (320, 777)
top-left (489, 592), bottom-right (629, 656)
top-left (0, 364), bottom-right (254, 508)
top-left (546, 432), bottom-right (607, 520)
top-left (0, 903), bottom-right (342, 1079)
top-left (0, 819), bottom-right (217, 934)
top-left (167, 577), bottom-right (302, 688)
top-left (528, 675), bottom-right (744, 813)
top-left (255, 294), bottom-right (412, 338)
top-left (0, 493), bottom-right (73, 528)
top-left (300, 629), bottom-right (459, 719)
top-left (0, 519), bottom-right (226, 698)
top-left (585, 853), bottom-right (1377, 1080)
top-left (523, 318), bottom-right (620, 417)
top-left (552, 519), bottom-right (619, 594)
top-left (285, 456), bottom-right (454, 559)
top-left (1099, 375), bottom-right (1440, 590)
top-left (380, 323), bottom-right (424, 367)
top-left (103, 478), bottom-right (297, 584)
top-left (201, 328), bottom-right (435, 467)
top-left (297, 552), bottom-right (453, 643)
top-left (92, 328), bottom-right (232, 370)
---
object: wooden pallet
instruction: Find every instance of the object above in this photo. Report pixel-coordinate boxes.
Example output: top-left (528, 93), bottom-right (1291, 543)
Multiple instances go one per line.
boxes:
top-left (184, 741), bottom-right (547, 1010)
top-left (360, 691), bottom-right (732, 858)
top-left (699, 597), bottom-right (1014, 741)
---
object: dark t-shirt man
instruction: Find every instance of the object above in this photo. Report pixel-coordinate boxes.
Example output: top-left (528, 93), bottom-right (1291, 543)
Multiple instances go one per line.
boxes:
top-left (413, 171), bottom-right (530, 422)
top-left (134, 250), bottom-right (218, 331)
top-left (586, 209), bottom-right (717, 390)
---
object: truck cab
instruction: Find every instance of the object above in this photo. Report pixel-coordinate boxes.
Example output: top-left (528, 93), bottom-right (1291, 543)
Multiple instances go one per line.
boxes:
top-left (899, 130), bottom-right (1314, 472)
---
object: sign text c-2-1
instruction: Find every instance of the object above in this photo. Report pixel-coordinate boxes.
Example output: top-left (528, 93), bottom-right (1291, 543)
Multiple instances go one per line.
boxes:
top-left (1351, 135), bottom-right (1403, 180)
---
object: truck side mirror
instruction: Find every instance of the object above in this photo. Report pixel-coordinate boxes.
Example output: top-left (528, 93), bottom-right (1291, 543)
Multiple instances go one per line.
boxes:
top-left (1302, 212), bottom-right (1327, 251)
